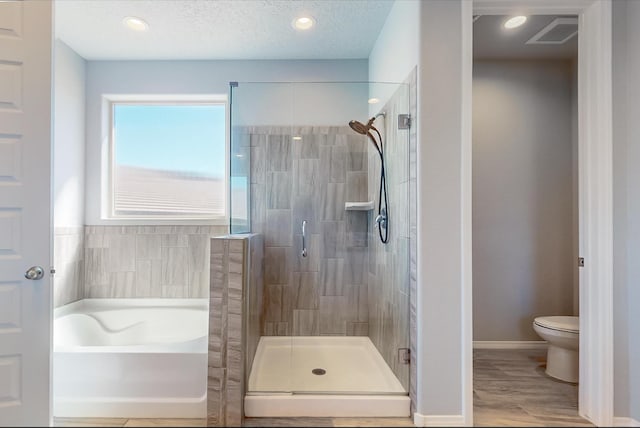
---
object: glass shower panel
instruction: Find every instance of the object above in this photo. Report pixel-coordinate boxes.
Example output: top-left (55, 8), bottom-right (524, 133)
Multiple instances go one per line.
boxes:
top-left (229, 85), bottom-right (248, 234)
top-left (231, 81), bottom-right (411, 396)
top-left (230, 82), bottom-right (296, 393)
top-left (363, 81), bottom-right (411, 393)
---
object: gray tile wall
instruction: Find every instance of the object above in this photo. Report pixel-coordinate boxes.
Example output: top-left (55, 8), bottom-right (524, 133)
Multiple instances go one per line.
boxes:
top-left (54, 227), bottom-right (85, 308)
top-left (367, 76), bottom-right (415, 394)
top-left (208, 234), bottom-right (263, 427)
top-left (246, 234), bottom-right (264, 381)
top-left (83, 225), bottom-right (227, 298)
top-left (246, 126), bottom-right (370, 336)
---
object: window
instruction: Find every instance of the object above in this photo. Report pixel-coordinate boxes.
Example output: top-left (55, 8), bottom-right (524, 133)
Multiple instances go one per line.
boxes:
top-left (108, 98), bottom-right (227, 220)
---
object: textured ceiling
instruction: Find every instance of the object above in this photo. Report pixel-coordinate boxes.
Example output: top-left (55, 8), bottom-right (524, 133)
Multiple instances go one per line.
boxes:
top-left (474, 15), bottom-right (578, 60)
top-left (55, 0), bottom-right (394, 60)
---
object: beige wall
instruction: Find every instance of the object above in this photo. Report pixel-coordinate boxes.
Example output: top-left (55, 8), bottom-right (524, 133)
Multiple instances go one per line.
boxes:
top-left (472, 60), bottom-right (576, 341)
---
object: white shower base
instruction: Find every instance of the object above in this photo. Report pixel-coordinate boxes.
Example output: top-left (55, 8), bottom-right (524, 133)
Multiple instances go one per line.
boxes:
top-left (245, 336), bottom-right (410, 417)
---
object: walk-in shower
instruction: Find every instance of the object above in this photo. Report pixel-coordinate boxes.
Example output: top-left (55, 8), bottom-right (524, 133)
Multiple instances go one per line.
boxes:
top-left (229, 80), bottom-right (411, 417)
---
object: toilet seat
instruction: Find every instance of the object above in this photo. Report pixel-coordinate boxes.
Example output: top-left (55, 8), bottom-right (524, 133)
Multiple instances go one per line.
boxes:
top-left (534, 316), bottom-right (579, 334)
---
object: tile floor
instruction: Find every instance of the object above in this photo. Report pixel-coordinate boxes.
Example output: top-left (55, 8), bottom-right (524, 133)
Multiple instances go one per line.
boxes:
top-left (53, 349), bottom-right (593, 427)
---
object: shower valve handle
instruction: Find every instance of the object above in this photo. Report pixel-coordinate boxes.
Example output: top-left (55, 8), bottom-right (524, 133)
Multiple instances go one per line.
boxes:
top-left (375, 209), bottom-right (388, 230)
top-left (301, 220), bottom-right (308, 258)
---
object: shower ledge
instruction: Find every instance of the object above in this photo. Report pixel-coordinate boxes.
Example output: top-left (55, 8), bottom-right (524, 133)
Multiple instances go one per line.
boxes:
top-left (345, 201), bottom-right (374, 211)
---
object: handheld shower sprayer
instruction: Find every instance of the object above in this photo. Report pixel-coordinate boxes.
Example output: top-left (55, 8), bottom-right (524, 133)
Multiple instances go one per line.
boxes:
top-left (348, 115), bottom-right (389, 244)
top-left (348, 117), bottom-right (382, 158)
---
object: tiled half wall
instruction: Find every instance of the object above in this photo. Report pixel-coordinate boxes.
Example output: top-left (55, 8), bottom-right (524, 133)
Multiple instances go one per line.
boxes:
top-left (207, 234), bottom-right (263, 427)
top-left (83, 225), bottom-right (228, 298)
top-left (53, 225), bottom-right (227, 305)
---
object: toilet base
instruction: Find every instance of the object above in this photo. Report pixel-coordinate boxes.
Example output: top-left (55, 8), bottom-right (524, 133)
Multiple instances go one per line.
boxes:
top-left (545, 344), bottom-right (578, 383)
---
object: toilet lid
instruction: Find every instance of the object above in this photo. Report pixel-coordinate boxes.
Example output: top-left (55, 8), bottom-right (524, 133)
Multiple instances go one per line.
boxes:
top-left (534, 316), bottom-right (579, 333)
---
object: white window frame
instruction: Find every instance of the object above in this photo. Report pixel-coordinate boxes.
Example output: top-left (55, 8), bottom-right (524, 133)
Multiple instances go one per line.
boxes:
top-left (102, 94), bottom-right (229, 224)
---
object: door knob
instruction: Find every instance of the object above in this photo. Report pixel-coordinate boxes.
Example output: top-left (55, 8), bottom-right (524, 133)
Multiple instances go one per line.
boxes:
top-left (24, 266), bottom-right (44, 280)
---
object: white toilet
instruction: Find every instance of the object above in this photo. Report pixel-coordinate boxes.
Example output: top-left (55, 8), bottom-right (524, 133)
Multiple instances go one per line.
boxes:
top-left (532, 316), bottom-right (579, 383)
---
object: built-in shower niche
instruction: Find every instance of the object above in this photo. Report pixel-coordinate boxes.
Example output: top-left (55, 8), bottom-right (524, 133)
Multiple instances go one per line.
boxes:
top-left (227, 81), bottom-right (411, 419)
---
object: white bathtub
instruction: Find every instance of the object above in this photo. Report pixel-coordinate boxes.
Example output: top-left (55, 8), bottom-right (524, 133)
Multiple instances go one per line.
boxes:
top-left (53, 299), bottom-right (209, 418)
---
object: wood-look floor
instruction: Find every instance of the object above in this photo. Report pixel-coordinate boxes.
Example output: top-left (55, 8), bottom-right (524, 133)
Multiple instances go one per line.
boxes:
top-left (53, 349), bottom-right (592, 427)
top-left (473, 348), bottom-right (592, 427)
top-left (52, 417), bottom-right (414, 427)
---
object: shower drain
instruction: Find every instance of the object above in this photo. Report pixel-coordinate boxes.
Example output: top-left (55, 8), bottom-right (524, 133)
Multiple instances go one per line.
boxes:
top-left (311, 368), bottom-right (326, 375)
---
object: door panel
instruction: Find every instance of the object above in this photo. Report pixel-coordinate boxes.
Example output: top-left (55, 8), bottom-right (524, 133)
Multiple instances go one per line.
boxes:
top-left (0, 1), bottom-right (53, 426)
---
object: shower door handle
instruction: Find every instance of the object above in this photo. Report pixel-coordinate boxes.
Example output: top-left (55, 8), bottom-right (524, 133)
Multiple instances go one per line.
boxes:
top-left (301, 220), bottom-right (308, 258)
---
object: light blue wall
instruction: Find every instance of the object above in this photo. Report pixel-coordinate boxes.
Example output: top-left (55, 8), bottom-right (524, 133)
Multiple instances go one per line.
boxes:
top-left (83, 59), bottom-right (368, 225)
top-left (368, 0), bottom-right (419, 111)
top-left (54, 39), bottom-right (86, 227)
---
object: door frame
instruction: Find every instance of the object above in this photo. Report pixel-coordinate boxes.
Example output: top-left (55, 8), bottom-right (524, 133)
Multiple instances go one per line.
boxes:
top-left (464, 0), bottom-right (613, 426)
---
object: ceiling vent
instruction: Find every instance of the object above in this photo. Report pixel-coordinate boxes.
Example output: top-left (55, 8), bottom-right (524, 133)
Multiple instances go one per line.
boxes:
top-left (526, 17), bottom-right (578, 45)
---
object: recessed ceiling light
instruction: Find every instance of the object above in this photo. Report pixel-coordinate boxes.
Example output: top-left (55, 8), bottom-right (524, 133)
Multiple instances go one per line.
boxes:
top-left (292, 136), bottom-right (303, 141)
top-left (123, 16), bottom-right (149, 32)
top-left (292, 16), bottom-right (315, 31)
top-left (368, 98), bottom-right (380, 104)
top-left (504, 16), bottom-right (527, 29)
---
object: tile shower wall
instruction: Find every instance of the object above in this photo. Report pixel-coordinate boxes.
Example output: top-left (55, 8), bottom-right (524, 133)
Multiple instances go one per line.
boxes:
top-left (244, 126), bottom-right (370, 336)
top-left (245, 234), bottom-right (264, 374)
top-left (208, 234), bottom-right (263, 427)
top-left (54, 227), bottom-right (85, 307)
top-left (367, 73), bottom-right (415, 393)
top-left (83, 225), bottom-right (227, 298)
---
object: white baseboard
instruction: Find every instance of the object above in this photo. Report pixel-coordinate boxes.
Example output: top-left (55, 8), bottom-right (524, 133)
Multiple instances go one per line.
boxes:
top-left (614, 417), bottom-right (640, 427)
top-left (413, 413), bottom-right (466, 427)
top-left (473, 340), bottom-right (547, 350)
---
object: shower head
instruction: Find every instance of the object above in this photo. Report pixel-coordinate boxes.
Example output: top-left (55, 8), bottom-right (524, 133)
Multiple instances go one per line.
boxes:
top-left (348, 117), bottom-right (377, 136)
top-left (349, 116), bottom-right (383, 158)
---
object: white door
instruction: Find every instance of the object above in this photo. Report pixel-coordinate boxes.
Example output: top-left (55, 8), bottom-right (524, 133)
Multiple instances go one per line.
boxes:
top-left (0, 1), bottom-right (53, 426)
